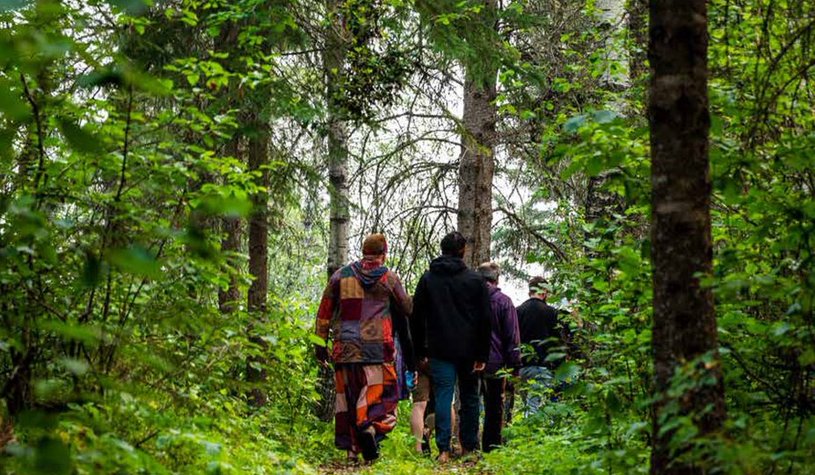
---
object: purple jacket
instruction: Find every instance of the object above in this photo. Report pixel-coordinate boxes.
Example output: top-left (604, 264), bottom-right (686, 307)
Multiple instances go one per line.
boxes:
top-left (486, 285), bottom-right (522, 374)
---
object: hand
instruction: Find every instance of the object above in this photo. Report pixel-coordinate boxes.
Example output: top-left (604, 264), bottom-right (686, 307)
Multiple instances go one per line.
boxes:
top-left (315, 345), bottom-right (329, 366)
top-left (472, 361), bottom-right (486, 373)
top-left (418, 357), bottom-right (430, 373)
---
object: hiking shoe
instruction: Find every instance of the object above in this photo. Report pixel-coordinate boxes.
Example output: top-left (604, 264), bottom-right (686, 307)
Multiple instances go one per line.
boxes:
top-left (358, 427), bottom-right (379, 462)
top-left (459, 449), bottom-right (482, 465)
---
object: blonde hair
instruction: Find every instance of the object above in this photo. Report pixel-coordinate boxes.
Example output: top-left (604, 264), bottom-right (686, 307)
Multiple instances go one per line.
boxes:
top-left (477, 262), bottom-right (501, 283)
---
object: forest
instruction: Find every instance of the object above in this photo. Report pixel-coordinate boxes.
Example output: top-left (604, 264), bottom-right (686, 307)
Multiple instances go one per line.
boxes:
top-left (0, 0), bottom-right (814, 473)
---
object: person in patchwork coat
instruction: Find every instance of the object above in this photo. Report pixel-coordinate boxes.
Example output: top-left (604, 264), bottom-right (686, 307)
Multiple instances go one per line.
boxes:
top-left (314, 233), bottom-right (415, 464)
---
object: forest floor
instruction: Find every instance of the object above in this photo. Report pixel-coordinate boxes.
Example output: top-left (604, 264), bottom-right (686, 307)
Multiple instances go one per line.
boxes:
top-left (319, 455), bottom-right (492, 475)
top-left (315, 409), bottom-right (499, 475)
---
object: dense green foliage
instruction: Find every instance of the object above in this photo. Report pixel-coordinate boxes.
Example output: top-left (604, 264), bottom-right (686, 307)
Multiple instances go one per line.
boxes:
top-left (1, 0), bottom-right (813, 474)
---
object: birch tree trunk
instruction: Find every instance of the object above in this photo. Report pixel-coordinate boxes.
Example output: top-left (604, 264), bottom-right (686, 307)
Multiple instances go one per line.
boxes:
top-left (457, 0), bottom-right (498, 268)
top-left (596, 0), bottom-right (628, 89)
top-left (325, 0), bottom-right (350, 278)
top-left (585, 0), bottom-right (626, 235)
top-left (627, 0), bottom-right (648, 83)
top-left (649, 1), bottom-right (726, 472)
top-left (315, 0), bottom-right (350, 421)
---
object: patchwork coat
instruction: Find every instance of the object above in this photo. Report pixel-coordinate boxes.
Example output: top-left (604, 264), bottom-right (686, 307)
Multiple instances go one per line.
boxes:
top-left (315, 261), bottom-right (414, 369)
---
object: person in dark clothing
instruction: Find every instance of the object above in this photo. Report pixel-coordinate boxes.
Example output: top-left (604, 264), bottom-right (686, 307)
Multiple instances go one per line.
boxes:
top-left (476, 262), bottom-right (521, 452)
top-left (514, 276), bottom-right (572, 415)
top-left (411, 231), bottom-right (492, 462)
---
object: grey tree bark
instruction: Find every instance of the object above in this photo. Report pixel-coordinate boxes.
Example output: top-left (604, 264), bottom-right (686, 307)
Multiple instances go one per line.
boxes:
top-left (596, 0), bottom-right (628, 89)
top-left (585, 0), bottom-right (626, 239)
top-left (315, 0), bottom-right (350, 421)
top-left (649, 1), bottom-right (727, 472)
top-left (457, 0), bottom-right (498, 268)
top-left (325, 0), bottom-right (350, 278)
top-left (627, 0), bottom-right (648, 83)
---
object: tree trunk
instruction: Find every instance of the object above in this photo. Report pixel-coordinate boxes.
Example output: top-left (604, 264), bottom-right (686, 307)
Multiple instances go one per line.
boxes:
top-left (2, 348), bottom-right (33, 417)
top-left (585, 0), bottom-right (627, 229)
top-left (596, 0), bottom-right (628, 89)
top-left (315, 0), bottom-right (350, 421)
top-left (627, 0), bottom-right (648, 83)
top-left (457, 0), bottom-right (498, 268)
top-left (218, 137), bottom-right (243, 314)
top-left (217, 21), bottom-right (243, 315)
top-left (246, 125), bottom-right (270, 407)
top-left (325, 0), bottom-right (350, 278)
top-left (649, 1), bottom-right (726, 473)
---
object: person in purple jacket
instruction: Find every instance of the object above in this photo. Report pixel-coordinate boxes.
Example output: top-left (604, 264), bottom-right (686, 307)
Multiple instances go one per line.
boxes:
top-left (476, 262), bottom-right (521, 452)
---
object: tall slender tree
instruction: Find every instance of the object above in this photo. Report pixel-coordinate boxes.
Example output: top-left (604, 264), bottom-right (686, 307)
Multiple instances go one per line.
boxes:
top-left (217, 19), bottom-right (243, 314)
top-left (457, 0), bottom-right (498, 267)
top-left (246, 121), bottom-right (271, 407)
top-left (649, 1), bottom-right (727, 472)
top-left (218, 136), bottom-right (243, 314)
top-left (324, 0), bottom-right (350, 278)
top-left (627, 0), bottom-right (648, 83)
top-left (314, 0), bottom-right (352, 421)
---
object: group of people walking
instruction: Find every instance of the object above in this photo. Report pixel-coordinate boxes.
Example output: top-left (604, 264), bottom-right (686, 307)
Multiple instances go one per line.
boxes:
top-left (314, 231), bottom-right (572, 464)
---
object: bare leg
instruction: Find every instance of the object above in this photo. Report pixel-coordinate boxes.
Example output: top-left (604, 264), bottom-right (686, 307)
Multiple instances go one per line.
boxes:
top-left (411, 401), bottom-right (428, 452)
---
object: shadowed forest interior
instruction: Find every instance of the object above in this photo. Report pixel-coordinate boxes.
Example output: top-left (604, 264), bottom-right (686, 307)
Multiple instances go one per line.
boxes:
top-left (1, 0), bottom-right (814, 473)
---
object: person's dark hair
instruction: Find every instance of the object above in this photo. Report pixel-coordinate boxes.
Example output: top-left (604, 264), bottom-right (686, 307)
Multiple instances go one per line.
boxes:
top-left (528, 276), bottom-right (548, 295)
top-left (440, 231), bottom-right (467, 257)
top-left (477, 262), bottom-right (501, 283)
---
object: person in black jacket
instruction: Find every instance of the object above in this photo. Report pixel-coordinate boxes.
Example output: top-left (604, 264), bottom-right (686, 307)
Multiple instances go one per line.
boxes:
top-left (515, 276), bottom-right (572, 415)
top-left (411, 231), bottom-right (492, 462)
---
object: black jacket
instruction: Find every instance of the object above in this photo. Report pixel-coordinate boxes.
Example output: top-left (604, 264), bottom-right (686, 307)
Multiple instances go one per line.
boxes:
top-left (517, 297), bottom-right (571, 368)
top-left (411, 255), bottom-right (492, 363)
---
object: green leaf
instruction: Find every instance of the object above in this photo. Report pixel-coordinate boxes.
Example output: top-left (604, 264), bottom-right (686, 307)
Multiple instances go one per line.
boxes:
top-left (799, 349), bottom-right (815, 366)
top-left (34, 437), bottom-right (72, 475)
top-left (544, 352), bottom-right (566, 363)
top-left (308, 334), bottom-right (327, 347)
top-left (40, 321), bottom-right (103, 345)
top-left (194, 193), bottom-right (251, 218)
top-left (76, 68), bottom-right (125, 89)
top-left (555, 361), bottom-right (581, 382)
top-left (585, 156), bottom-right (606, 177)
top-left (563, 114), bottom-right (586, 133)
top-left (105, 0), bottom-right (149, 15)
top-left (0, 85), bottom-right (30, 121)
top-left (58, 119), bottom-right (104, 155)
top-left (82, 252), bottom-right (105, 288)
top-left (0, 127), bottom-right (15, 158)
top-left (58, 357), bottom-right (89, 375)
top-left (108, 245), bottom-right (162, 279)
top-left (592, 109), bottom-right (620, 124)
top-left (771, 321), bottom-right (791, 337)
top-left (0, 0), bottom-right (30, 12)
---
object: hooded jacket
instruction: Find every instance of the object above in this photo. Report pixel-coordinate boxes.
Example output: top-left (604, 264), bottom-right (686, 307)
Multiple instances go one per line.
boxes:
top-left (410, 255), bottom-right (492, 363)
top-left (315, 259), bottom-right (415, 370)
top-left (486, 285), bottom-right (521, 374)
